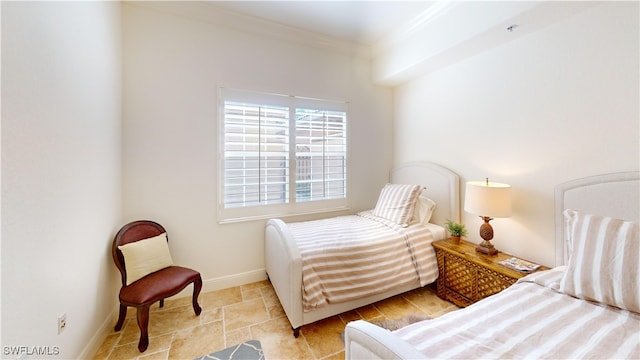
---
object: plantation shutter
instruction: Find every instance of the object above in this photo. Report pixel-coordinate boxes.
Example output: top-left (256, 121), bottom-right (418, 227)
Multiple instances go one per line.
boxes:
top-left (222, 100), bottom-right (289, 208)
top-left (295, 106), bottom-right (347, 202)
top-left (219, 88), bottom-right (349, 223)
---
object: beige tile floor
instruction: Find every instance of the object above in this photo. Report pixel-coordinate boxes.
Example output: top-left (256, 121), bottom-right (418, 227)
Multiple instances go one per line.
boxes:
top-left (93, 280), bottom-right (458, 360)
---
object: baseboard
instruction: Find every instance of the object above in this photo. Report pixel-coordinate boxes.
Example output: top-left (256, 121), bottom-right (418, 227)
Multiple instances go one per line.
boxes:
top-left (201, 268), bottom-right (269, 293)
top-left (78, 306), bottom-right (118, 359)
top-left (173, 268), bottom-right (268, 298)
top-left (83, 269), bottom-right (268, 358)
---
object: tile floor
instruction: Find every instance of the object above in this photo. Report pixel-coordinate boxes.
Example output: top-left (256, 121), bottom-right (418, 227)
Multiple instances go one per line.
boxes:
top-left (92, 280), bottom-right (458, 360)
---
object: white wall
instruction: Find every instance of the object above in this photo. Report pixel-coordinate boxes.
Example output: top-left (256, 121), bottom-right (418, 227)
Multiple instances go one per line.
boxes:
top-left (393, 2), bottom-right (639, 266)
top-left (7, 2), bottom-right (632, 357)
top-left (122, 3), bottom-right (393, 290)
top-left (1, 2), bottom-right (122, 358)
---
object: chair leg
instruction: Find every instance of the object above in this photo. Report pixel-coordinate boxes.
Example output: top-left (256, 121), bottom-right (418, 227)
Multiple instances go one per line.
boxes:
top-left (136, 305), bottom-right (151, 352)
top-left (192, 276), bottom-right (203, 315)
top-left (159, 298), bottom-right (164, 308)
top-left (115, 304), bottom-right (127, 331)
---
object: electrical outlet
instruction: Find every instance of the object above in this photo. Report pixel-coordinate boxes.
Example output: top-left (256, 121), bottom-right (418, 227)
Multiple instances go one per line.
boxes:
top-left (58, 313), bottom-right (67, 334)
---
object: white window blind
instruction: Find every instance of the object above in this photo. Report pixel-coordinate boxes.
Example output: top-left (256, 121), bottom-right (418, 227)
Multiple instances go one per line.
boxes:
top-left (219, 88), bottom-right (349, 222)
top-left (223, 102), bottom-right (289, 208)
top-left (295, 108), bottom-right (347, 202)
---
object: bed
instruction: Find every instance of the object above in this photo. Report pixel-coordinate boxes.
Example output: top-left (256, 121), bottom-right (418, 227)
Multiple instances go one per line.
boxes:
top-left (345, 171), bottom-right (639, 359)
top-left (265, 161), bottom-right (460, 336)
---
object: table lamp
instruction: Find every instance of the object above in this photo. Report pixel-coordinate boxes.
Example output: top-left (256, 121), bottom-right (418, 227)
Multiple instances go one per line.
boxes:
top-left (464, 178), bottom-right (512, 255)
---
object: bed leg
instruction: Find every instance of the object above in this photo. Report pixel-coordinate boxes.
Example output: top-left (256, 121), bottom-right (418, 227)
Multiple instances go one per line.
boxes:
top-left (292, 327), bottom-right (300, 338)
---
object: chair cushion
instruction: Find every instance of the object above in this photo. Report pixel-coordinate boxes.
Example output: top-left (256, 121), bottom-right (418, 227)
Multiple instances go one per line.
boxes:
top-left (118, 233), bottom-right (174, 285)
top-left (119, 266), bottom-right (201, 306)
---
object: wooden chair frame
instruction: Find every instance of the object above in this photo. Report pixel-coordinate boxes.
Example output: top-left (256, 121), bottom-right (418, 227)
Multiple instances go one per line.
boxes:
top-left (112, 220), bottom-right (202, 352)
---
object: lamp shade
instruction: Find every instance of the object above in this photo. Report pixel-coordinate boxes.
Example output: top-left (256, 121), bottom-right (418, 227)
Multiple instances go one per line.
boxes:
top-left (464, 180), bottom-right (512, 218)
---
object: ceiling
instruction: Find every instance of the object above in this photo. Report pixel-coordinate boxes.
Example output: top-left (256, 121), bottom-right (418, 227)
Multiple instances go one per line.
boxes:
top-left (210, 1), bottom-right (436, 45)
top-left (182, 1), bottom-right (596, 84)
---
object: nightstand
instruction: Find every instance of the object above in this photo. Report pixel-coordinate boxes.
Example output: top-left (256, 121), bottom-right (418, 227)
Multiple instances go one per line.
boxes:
top-left (432, 238), bottom-right (549, 307)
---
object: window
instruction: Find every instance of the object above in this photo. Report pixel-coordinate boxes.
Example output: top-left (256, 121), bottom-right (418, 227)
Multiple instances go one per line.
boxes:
top-left (219, 88), bottom-right (349, 222)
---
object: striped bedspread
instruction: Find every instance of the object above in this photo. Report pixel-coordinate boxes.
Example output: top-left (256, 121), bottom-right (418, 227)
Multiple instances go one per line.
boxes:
top-left (289, 211), bottom-right (438, 312)
top-left (395, 267), bottom-right (640, 359)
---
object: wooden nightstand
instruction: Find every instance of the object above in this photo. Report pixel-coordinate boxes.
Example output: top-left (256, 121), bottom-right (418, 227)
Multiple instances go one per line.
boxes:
top-left (432, 238), bottom-right (549, 307)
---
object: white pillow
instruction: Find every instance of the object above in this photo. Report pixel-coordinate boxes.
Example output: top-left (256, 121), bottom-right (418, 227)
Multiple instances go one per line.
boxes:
top-left (412, 189), bottom-right (437, 225)
top-left (559, 209), bottom-right (639, 313)
top-left (373, 183), bottom-right (422, 227)
top-left (118, 232), bottom-right (174, 286)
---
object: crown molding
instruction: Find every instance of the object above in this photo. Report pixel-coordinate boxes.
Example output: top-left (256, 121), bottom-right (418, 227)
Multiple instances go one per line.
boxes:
top-left (125, 1), bottom-right (372, 60)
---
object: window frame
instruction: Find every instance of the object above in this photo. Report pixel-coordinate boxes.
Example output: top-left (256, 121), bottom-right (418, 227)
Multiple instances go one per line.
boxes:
top-left (218, 88), bottom-right (350, 223)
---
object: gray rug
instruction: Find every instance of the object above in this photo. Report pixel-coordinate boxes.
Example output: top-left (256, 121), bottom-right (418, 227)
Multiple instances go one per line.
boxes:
top-left (194, 340), bottom-right (264, 360)
top-left (369, 313), bottom-right (431, 331)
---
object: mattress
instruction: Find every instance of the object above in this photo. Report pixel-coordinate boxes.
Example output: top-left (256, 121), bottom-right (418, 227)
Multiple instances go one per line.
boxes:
top-left (288, 211), bottom-right (443, 312)
top-left (394, 267), bottom-right (640, 359)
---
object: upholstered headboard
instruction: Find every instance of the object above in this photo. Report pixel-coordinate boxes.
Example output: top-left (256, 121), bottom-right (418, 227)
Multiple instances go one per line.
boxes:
top-left (390, 161), bottom-right (460, 227)
top-left (554, 171), bottom-right (639, 266)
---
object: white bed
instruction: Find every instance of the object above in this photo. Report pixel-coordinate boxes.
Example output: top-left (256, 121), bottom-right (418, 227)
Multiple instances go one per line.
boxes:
top-left (264, 161), bottom-right (460, 336)
top-left (345, 171), bottom-right (639, 359)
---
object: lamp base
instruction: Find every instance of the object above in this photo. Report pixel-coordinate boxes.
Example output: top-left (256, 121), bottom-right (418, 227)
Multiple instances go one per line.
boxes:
top-left (476, 240), bottom-right (498, 255)
top-left (476, 217), bottom-right (499, 255)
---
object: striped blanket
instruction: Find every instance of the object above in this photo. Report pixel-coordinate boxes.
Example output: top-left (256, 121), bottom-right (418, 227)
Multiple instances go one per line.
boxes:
top-left (395, 267), bottom-right (640, 359)
top-left (289, 211), bottom-right (438, 312)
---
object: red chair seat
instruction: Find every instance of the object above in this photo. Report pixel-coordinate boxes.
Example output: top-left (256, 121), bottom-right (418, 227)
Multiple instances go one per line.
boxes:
top-left (119, 266), bottom-right (201, 306)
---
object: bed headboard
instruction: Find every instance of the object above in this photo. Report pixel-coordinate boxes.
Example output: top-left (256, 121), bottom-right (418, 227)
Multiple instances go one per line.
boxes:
top-left (390, 161), bottom-right (460, 227)
top-left (554, 171), bottom-right (639, 267)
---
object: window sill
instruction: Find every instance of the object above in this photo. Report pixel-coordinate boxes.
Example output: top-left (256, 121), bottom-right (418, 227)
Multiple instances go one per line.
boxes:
top-left (218, 205), bottom-right (351, 224)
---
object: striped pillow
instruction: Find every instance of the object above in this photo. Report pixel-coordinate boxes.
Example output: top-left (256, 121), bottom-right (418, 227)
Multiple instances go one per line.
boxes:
top-left (373, 183), bottom-right (422, 226)
top-left (560, 209), bottom-right (639, 313)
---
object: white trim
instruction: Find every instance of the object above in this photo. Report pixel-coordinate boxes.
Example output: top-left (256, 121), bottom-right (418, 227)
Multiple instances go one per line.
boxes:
top-left (164, 269), bottom-right (268, 298)
top-left (219, 205), bottom-right (350, 225)
top-left (126, 2), bottom-right (370, 59)
top-left (202, 269), bottom-right (269, 294)
top-left (78, 304), bottom-right (119, 360)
